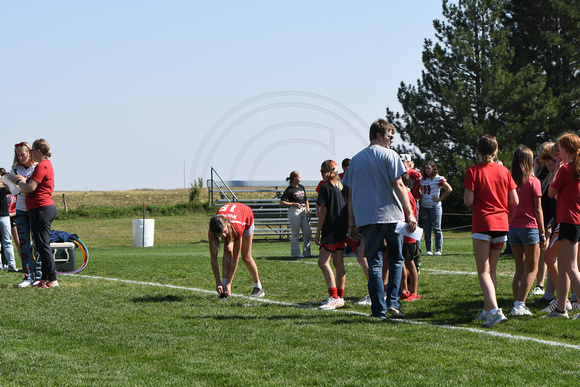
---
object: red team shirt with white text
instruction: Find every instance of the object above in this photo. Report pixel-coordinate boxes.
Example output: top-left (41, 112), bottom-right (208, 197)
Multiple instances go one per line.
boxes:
top-left (215, 203), bottom-right (254, 240)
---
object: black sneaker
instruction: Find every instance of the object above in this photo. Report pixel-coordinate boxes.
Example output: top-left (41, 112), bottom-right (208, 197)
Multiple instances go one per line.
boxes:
top-left (531, 297), bottom-right (552, 308)
top-left (249, 287), bottom-right (265, 298)
top-left (218, 293), bottom-right (229, 301)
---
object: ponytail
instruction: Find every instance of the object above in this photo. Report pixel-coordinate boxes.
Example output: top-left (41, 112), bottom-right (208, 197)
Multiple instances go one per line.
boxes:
top-left (320, 160), bottom-right (343, 190)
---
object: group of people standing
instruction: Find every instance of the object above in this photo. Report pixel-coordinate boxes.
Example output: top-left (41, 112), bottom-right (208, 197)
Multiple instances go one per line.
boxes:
top-left (0, 140), bottom-right (58, 289)
top-left (206, 119), bottom-right (580, 328)
top-left (206, 119), bottom-right (447, 319)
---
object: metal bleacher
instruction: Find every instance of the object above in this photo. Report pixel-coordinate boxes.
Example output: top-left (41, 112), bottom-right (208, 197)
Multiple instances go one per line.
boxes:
top-left (208, 167), bottom-right (318, 240)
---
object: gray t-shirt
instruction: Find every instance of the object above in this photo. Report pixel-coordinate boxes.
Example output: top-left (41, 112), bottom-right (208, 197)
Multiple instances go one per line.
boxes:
top-left (342, 145), bottom-right (406, 227)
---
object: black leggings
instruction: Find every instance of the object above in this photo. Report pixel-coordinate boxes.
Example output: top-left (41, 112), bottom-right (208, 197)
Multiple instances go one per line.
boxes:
top-left (30, 205), bottom-right (57, 281)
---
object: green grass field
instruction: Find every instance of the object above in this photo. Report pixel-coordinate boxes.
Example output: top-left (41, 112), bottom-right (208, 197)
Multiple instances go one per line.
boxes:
top-left (1, 216), bottom-right (580, 386)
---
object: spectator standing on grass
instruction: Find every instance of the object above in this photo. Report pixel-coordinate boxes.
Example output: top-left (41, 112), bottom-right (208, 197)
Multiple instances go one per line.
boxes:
top-left (547, 133), bottom-right (580, 319)
top-left (342, 119), bottom-right (417, 319)
top-left (0, 177), bottom-right (17, 271)
top-left (10, 142), bottom-right (39, 287)
top-left (531, 144), bottom-right (563, 310)
top-left (315, 160), bottom-right (349, 310)
top-left (419, 160), bottom-right (452, 256)
top-left (531, 142), bottom-right (554, 296)
top-left (1, 168), bottom-right (20, 267)
top-left (508, 145), bottom-right (546, 316)
top-left (463, 134), bottom-right (519, 328)
top-left (208, 202), bottom-right (265, 300)
top-left (280, 171), bottom-right (312, 258)
top-left (401, 153), bottom-right (423, 272)
top-left (399, 172), bottom-right (421, 302)
top-left (9, 139), bottom-right (58, 288)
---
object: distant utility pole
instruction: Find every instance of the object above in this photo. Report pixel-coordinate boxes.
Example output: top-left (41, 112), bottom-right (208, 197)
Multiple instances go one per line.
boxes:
top-left (183, 160), bottom-right (186, 189)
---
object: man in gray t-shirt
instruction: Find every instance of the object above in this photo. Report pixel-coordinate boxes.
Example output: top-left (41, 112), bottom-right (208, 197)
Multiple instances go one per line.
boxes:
top-left (342, 119), bottom-right (417, 319)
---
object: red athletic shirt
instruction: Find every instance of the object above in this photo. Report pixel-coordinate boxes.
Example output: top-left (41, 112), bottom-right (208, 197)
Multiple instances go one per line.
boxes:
top-left (25, 159), bottom-right (54, 210)
top-left (215, 202), bottom-right (254, 240)
top-left (407, 168), bottom-right (422, 200)
top-left (551, 163), bottom-right (580, 225)
top-left (508, 177), bottom-right (541, 229)
top-left (463, 162), bottom-right (517, 233)
top-left (403, 191), bottom-right (417, 244)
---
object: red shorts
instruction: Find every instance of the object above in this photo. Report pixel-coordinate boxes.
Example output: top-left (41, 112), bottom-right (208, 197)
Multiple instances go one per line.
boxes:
top-left (321, 242), bottom-right (345, 253)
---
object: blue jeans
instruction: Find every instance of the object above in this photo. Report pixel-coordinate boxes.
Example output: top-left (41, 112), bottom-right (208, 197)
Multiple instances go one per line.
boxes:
top-left (421, 205), bottom-right (442, 252)
top-left (15, 210), bottom-right (41, 281)
top-left (360, 223), bottom-right (404, 318)
top-left (0, 216), bottom-right (16, 268)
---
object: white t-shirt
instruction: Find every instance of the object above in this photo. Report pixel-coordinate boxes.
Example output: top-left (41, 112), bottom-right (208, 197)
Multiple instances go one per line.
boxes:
top-left (12, 163), bottom-right (37, 212)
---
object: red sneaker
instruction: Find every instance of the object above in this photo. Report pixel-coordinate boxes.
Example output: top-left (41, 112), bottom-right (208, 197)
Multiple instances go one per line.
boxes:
top-left (400, 291), bottom-right (411, 301)
top-left (36, 281), bottom-right (48, 289)
top-left (410, 293), bottom-right (421, 301)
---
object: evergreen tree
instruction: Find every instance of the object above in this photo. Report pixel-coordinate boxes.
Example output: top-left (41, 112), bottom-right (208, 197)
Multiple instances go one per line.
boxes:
top-left (390, 0), bottom-right (579, 214)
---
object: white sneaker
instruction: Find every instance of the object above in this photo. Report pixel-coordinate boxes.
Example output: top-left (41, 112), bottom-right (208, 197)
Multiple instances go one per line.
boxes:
top-left (475, 310), bottom-right (488, 321)
top-left (357, 295), bottom-right (371, 306)
top-left (530, 286), bottom-right (545, 296)
top-left (482, 309), bottom-right (508, 328)
top-left (571, 302), bottom-right (580, 310)
top-left (425, 251), bottom-right (433, 256)
top-left (434, 251), bottom-right (442, 256)
top-left (542, 298), bottom-right (572, 313)
top-left (18, 279), bottom-right (33, 288)
top-left (510, 304), bottom-right (533, 316)
top-left (319, 297), bottom-right (345, 310)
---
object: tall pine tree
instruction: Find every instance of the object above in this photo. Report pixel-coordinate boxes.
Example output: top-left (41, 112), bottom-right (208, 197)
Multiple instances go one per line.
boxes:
top-left (390, 0), bottom-right (579, 213)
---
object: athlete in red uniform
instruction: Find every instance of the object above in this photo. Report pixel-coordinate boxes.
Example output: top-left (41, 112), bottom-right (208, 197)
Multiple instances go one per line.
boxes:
top-left (208, 202), bottom-right (264, 300)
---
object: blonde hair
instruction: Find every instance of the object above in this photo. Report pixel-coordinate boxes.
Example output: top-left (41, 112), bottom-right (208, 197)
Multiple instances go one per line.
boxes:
top-left (511, 145), bottom-right (535, 187)
top-left (321, 160), bottom-right (343, 190)
top-left (209, 215), bottom-right (235, 245)
top-left (13, 142), bottom-right (32, 168)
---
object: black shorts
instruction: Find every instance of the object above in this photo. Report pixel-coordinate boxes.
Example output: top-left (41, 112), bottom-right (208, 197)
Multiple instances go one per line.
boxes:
top-left (402, 243), bottom-right (420, 262)
top-left (559, 223), bottom-right (580, 243)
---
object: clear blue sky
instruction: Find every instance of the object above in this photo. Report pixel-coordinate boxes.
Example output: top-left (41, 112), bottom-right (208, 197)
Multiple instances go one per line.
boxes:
top-left (1, 1), bottom-right (446, 191)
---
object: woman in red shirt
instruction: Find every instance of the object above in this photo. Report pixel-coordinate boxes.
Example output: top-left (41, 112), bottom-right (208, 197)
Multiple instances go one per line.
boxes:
top-left (548, 133), bottom-right (580, 318)
top-left (463, 135), bottom-right (518, 327)
top-left (208, 202), bottom-right (264, 300)
top-left (11, 139), bottom-right (58, 288)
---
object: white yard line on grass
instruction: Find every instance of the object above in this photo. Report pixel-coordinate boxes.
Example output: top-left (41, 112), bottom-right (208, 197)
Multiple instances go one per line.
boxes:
top-left (287, 260), bottom-right (518, 276)
top-left (67, 273), bottom-right (580, 351)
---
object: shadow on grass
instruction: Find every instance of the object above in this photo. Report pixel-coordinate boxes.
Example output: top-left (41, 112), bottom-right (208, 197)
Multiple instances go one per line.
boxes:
top-left (262, 256), bottom-right (318, 261)
top-left (133, 295), bottom-right (184, 303)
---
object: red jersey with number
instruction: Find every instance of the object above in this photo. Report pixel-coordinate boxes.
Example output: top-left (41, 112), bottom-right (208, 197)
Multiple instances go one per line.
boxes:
top-left (463, 162), bottom-right (517, 233)
top-left (215, 202), bottom-right (254, 240)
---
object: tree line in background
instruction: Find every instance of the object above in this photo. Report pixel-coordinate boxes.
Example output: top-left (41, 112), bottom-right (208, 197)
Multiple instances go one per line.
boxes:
top-left (389, 0), bottom-right (579, 215)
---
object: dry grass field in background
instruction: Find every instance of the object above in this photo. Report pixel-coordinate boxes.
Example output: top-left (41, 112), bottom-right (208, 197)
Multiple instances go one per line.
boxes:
top-left (53, 186), bottom-right (319, 211)
top-left (53, 189), bottom-right (195, 210)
